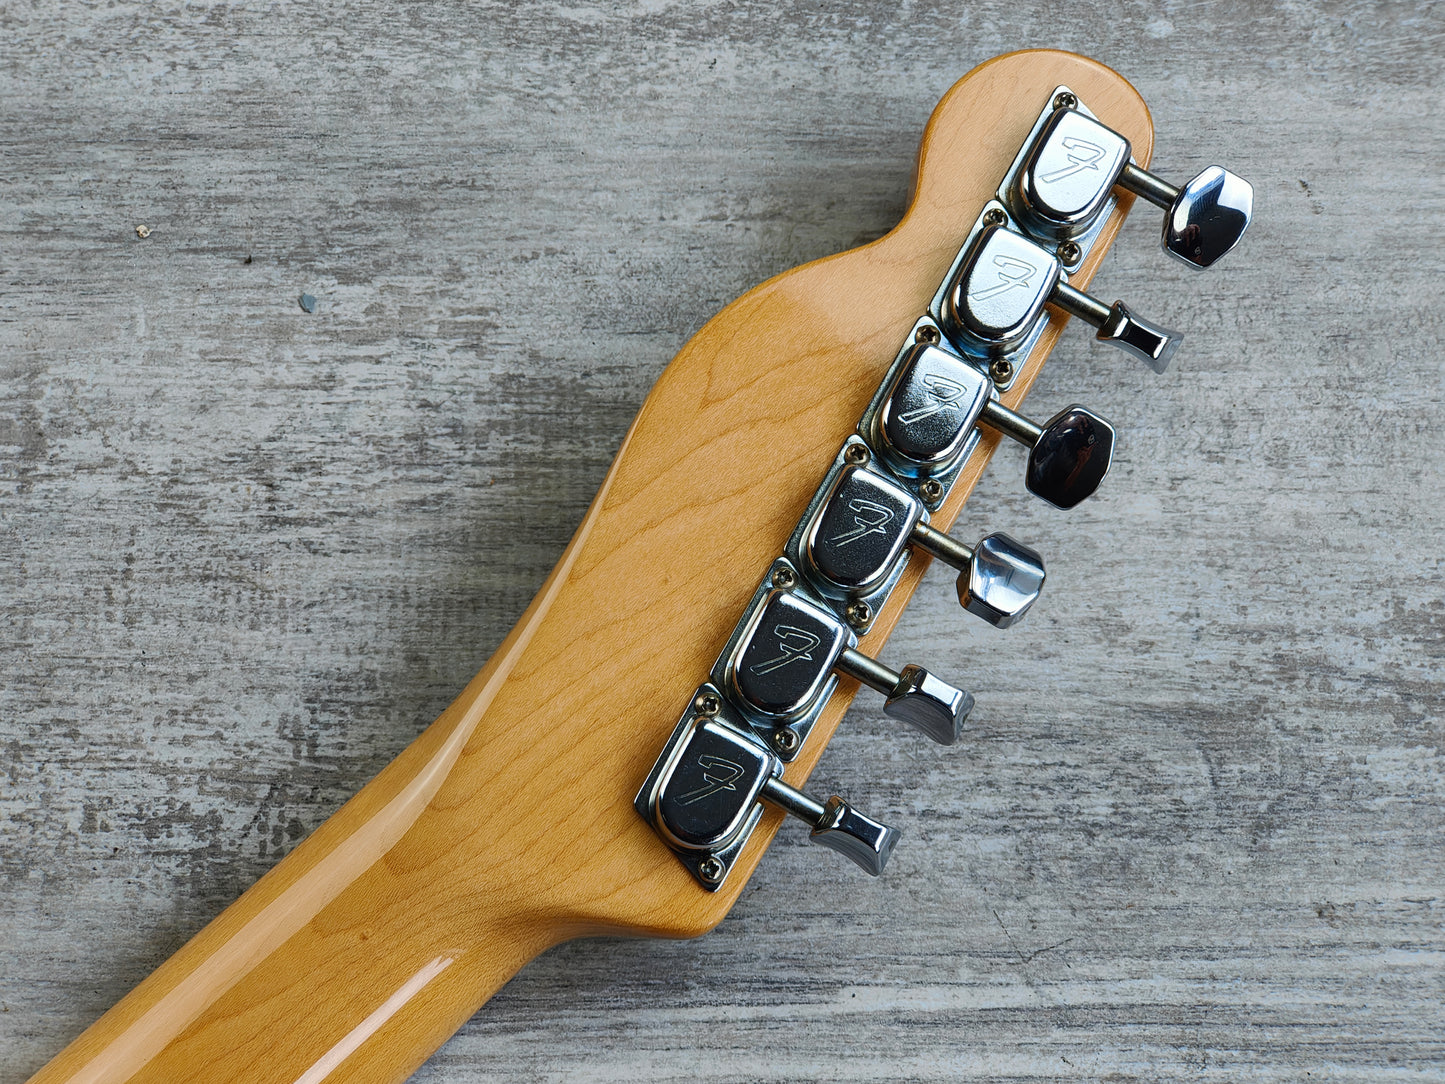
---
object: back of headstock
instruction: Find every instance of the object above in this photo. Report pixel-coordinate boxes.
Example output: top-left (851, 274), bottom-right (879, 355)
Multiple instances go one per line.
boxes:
top-left (31, 48), bottom-right (1251, 1084)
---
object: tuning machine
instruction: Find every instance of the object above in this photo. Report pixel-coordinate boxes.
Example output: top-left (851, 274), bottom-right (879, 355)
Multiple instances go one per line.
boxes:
top-left (939, 214), bottom-right (1180, 373)
top-left (868, 341), bottom-right (1114, 509)
top-left (713, 561), bottom-right (973, 754)
top-left (787, 439), bottom-right (1046, 632)
top-left (1010, 92), bottom-right (1253, 270)
top-left (635, 695), bottom-right (900, 889)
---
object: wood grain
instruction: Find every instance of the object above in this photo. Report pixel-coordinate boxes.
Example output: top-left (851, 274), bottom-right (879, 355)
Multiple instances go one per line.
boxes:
top-left (18, 51), bottom-right (1152, 1084)
top-left (4, 3), bottom-right (1443, 1082)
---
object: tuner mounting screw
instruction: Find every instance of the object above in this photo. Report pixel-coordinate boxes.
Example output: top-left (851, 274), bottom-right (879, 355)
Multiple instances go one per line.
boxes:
top-left (771, 567), bottom-right (797, 590)
top-left (693, 692), bottom-right (721, 717)
top-left (914, 325), bottom-right (941, 345)
top-left (773, 728), bottom-right (800, 754)
top-left (919, 479), bottom-right (945, 504)
top-left (843, 443), bottom-right (870, 465)
top-left (982, 207), bottom-right (1007, 227)
top-left (697, 856), bottom-right (726, 884)
top-left (989, 358), bottom-right (1014, 386)
top-left (1057, 240), bottom-right (1082, 266)
top-left (845, 600), bottom-right (872, 628)
top-left (1053, 91), bottom-right (1078, 111)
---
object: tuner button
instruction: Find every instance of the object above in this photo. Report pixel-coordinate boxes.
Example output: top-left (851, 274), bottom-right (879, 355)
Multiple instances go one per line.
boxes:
top-left (1094, 300), bottom-right (1180, 373)
top-left (809, 796), bottom-right (899, 876)
top-left (961, 532), bottom-right (1046, 628)
top-left (1156, 165), bottom-right (1254, 270)
top-left (977, 399), bottom-right (1116, 509)
top-left (883, 665), bottom-right (974, 746)
top-left (908, 523), bottom-right (1046, 629)
top-left (835, 648), bottom-right (972, 745)
top-left (760, 777), bottom-right (899, 876)
top-left (1025, 406), bottom-right (1116, 509)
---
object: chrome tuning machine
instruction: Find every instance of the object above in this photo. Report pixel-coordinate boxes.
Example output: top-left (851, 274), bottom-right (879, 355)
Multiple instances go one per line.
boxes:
top-left (942, 220), bottom-right (1180, 373)
top-left (636, 701), bottom-right (899, 889)
top-left (793, 440), bottom-right (1046, 630)
top-left (719, 568), bottom-right (973, 750)
top-left (1013, 101), bottom-right (1253, 270)
top-left (874, 342), bottom-right (1114, 509)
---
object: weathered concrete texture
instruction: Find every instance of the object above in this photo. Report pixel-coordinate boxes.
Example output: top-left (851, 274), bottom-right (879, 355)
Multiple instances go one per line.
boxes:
top-left (3, 2), bottom-right (1443, 1081)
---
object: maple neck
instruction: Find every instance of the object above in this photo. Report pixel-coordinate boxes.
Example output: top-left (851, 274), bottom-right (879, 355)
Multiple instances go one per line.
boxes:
top-left (28, 50), bottom-right (1153, 1084)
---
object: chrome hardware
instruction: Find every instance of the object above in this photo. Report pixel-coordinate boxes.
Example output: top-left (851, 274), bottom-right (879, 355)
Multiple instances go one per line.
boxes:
top-left (911, 525), bottom-right (1046, 629)
top-left (1127, 163), bottom-right (1254, 270)
top-left (872, 343), bottom-right (992, 479)
top-left (716, 562), bottom-right (972, 753)
top-left (1013, 103), bottom-right (1252, 269)
top-left (1013, 106), bottom-right (1130, 241)
top-left (834, 649), bottom-right (973, 746)
top-left (791, 442), bottom-right (1045, 630)
top-left (941, 223), bottom-right (1181, 372)
top-left (760, 779), bottom-right (899, 877)
top-left (726, 586), bottom-right (850, 723)
top-left (977, 398), bottom-right (1116, 509)
top-left (636, 704), bottom-right (899, 888)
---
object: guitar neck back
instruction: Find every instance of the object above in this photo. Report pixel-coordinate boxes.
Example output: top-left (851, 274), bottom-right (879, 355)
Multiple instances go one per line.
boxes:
top-left (31, 50), bottom-right (1151, 1084)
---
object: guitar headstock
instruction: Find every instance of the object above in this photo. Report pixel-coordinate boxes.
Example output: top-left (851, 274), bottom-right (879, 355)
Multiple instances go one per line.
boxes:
top-left (426, 50), bottom-right (1251, 939)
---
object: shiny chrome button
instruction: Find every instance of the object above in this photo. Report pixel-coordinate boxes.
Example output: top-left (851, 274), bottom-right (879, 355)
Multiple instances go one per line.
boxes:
top-left (805, 466), bottom-right (923, 594)
top-left (943, 226), bottom-right (1061, 354)
top-left (877, 344), bottom-right (991, 476)
top-left (1015, 109), bottom-right (1130, 240)
top-left (729, 590), bottom-right (848, 720)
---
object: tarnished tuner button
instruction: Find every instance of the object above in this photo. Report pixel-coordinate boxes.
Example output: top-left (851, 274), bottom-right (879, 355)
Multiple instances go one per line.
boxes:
top-left (655, 718), bottom-right (775, 852)
top-left (1016, 108), bottom-right (1131, 239)
top-left (730, 590), bottom-right (849, 720)
top-left (878, 344), bottom-right (991, 476)
top-left (943, 226), bottom-right (1062, 355)
top-left (806, 465), bottom-right (924, 594)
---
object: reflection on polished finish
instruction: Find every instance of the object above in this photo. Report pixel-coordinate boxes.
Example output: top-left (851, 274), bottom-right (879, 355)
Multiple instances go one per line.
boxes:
top-left (912, 525), bottom-right (1046, 629)
top-left (876, 343), bottom-right (992, 476)
top-left (1158, 164), bottom-right (1254, 269)
top-left (1024, 405), bottom-right (1115, 510)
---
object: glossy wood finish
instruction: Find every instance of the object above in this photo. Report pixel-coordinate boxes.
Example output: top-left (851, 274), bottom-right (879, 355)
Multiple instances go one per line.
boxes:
top-left (28, 51), bottom-right (1152, 1084)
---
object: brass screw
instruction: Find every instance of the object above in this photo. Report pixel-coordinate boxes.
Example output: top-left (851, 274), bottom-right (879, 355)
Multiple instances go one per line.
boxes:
top-left (845, 601), bottom-right (872, 628)
top-left (771, 567), bottom-right (796, 590)
top-left (1053, 91), bottom-right (1078, 111)
top-left (919, 479), bottom-right (945, 503)
top-left (843, 443), bottom-right (870, 465)
top-left (1057, 240), bottom-right (1082, 265)
top-left (914, 325), bottom-right (941, 345)
top-left (773, 728), bottom-right (800, 754)
top-left (698, 856), bottom-right (725, 884)
top-left (983, 207), bottom-right (1007, 227)
top-left (693, 692), bottom-right (721, 717)
top-left (990, 358), bottom-right (1015, 385)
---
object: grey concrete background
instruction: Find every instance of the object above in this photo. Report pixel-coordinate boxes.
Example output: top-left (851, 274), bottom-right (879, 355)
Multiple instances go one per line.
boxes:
top-left (3, 2), bottom-right (1443, 1081)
